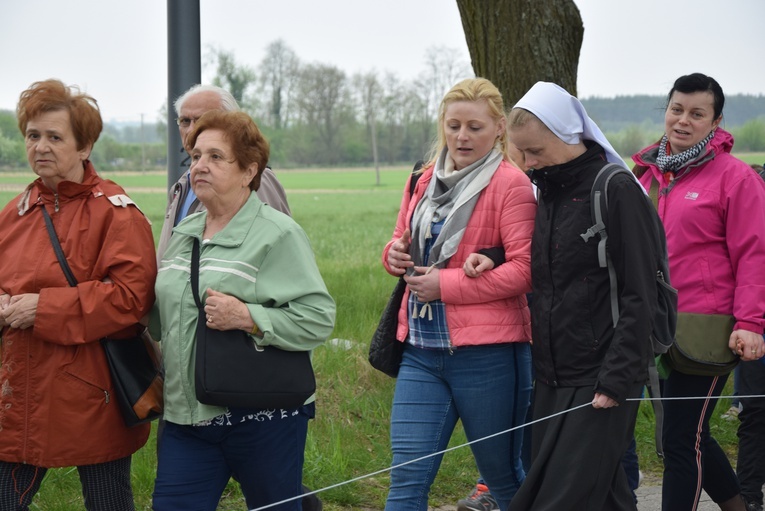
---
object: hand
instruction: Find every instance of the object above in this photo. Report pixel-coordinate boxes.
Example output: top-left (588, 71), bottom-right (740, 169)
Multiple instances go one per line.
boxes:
top-left (387, 229), bottom-right (413, 276)
top-left (463, 253), bottom-right (495, 278)
top-left (404, 265), bottom-right (440, 302)
top-left (204, 288), bottom-right (253, 332)
top-left (730, 329), bottom-right (765, 361)
top-left (3, 293), bottom-right (39, 330)
top-left (592, 393), bottom-right (618, 409)
top-left (0, 294), bottom-right (10, 327)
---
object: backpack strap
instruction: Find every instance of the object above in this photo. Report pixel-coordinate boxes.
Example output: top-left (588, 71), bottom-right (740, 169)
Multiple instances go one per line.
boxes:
top-left (647, 357), bottom-right (665, 458)
top-left (580, 163), bottom-right (629, 328)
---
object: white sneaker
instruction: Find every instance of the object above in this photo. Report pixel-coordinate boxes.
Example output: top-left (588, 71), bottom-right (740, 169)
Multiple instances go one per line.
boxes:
top-left (637, 470), bottom-right (644, 488)
top-left (721, 405), bottom-right (741, 421)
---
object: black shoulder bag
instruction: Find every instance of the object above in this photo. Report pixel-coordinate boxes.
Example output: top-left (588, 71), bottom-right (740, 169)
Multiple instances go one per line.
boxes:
top-left (368, 161), bottom-right (424, 377)
top-left (41, 207), bottom-right (163, 427)
top-left (190, 238), bottom-right (315, 409)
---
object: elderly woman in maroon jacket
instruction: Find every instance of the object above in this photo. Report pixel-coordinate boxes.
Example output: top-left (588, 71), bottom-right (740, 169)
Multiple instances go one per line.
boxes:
top-left (0, 79), bottom-right (156, 511)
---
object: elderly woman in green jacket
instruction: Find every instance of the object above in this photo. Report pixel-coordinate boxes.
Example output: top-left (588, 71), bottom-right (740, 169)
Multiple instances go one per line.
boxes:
top-left (149, 110), bottom-right (335, 511)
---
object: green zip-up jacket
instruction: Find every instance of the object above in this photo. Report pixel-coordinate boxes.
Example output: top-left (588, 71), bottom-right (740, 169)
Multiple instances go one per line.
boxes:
top-left (150, 193), bottom-right (336, 424)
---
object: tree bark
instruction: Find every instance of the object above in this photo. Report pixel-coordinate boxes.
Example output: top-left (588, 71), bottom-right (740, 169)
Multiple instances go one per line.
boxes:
top-left (456, 0), bottom-right (583, 105)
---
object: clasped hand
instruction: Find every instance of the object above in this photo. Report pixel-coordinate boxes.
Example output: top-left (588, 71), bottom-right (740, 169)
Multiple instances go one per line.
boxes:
top-left (0, 293), bottom-right (39, 330)
top-left (730, 329), bottom-right (765, 362)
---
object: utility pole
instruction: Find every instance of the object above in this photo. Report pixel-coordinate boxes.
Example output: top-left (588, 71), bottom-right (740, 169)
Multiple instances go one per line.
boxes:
top-left (166, 0), bottom-right (201, 190)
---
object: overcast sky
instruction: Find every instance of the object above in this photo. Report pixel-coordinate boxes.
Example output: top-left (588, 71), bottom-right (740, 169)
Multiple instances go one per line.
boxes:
top-left (0, 0), bottom-right (762, 124)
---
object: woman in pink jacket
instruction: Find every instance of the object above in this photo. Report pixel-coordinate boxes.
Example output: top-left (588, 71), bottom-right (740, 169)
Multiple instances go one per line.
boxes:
top-left (633, 73), bottom-right (765, 511)
top-left (381, 78), bottom-right (536, 511)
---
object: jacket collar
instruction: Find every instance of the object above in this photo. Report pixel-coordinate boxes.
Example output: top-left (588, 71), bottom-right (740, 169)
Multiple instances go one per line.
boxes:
top-left (17, 161), bottom-right (104, 215)
top-left (530, 141), bottom-right (607, 195)
top-left (633, 128), bottom-right (735, 182)
top-left (173, 192), bottom-right (263, 248)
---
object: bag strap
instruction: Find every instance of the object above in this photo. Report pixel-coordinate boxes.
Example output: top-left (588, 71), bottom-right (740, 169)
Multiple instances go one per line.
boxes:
top-left (41, 207), bottom-right (78, 287)
top-left (409, 160), bottom-right (424, 195)
top-left (649, 176), bottom-right (660, 210)
top-left (190, 238), bottom-right (203, 310)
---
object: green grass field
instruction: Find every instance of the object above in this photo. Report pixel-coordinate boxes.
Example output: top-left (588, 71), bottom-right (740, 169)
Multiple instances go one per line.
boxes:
top-left (0, 165), bottom-right (744, 510)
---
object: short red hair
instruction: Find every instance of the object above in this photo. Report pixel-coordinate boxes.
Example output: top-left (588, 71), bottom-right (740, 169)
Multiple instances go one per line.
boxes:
top-left (17, 79), bottom-right (103, 151)
top-left (188, 110), bottom-right (270, 191)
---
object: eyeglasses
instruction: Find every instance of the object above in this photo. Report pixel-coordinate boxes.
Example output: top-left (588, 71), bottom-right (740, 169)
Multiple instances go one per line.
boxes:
top-left (176, 116), bottom-right (201, 127)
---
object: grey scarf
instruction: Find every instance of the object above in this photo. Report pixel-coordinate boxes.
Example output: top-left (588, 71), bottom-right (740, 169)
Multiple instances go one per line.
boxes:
top-left (409, 148), bottom-right (502, 270)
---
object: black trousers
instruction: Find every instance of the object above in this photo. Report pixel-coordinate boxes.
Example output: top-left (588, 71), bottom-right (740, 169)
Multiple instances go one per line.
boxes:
top-left (737, 360), bottom-right (765, 505)
top-left (661, 370), bottom-right (740, 510)
top-left (0, 457), bottom-right (134, 511)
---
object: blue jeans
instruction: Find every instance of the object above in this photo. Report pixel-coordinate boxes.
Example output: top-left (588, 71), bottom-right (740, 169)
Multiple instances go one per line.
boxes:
top-left (385, 342), bottom-right (532, 511)
top-left (153, 404), bottom-right (313, 511)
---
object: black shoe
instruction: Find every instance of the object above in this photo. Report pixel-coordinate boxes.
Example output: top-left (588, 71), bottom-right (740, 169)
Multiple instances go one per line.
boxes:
top-left (302, 484), bottom-right (323, 511)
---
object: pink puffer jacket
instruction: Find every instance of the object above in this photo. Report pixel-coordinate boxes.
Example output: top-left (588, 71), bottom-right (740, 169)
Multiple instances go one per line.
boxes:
top-left (382, 161), bottom-right (536, 347)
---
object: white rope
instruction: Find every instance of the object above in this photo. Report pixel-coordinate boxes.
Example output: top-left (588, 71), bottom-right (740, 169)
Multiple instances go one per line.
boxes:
top-left (249, 392), bottom-right (761, 511)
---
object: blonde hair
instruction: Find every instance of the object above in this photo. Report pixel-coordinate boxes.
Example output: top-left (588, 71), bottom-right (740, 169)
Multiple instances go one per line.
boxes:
top-left (425, 77), bottom-right (510, 167)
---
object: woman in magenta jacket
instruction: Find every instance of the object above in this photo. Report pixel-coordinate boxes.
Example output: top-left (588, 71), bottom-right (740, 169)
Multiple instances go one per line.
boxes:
top-left (381, 78), bottom-right (536, 511)
top-left (633, 73), bottom-right (765, 511)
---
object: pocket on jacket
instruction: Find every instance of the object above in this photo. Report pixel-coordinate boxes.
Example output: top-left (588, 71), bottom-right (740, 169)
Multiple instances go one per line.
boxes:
top-left (698, 257), bottom-right (719, 311)
top-left (58, 344), bottom-right (113, 401)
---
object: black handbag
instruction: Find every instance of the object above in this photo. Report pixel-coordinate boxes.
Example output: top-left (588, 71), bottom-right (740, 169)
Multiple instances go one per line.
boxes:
top-left (41, 207), bottom-right (163, 427)
top-left (368, 161), bottom-right (425, 377)
top-left (368, 278), bottom-right (407, 377)
top-left (190, 238), bottom-right (316, 409)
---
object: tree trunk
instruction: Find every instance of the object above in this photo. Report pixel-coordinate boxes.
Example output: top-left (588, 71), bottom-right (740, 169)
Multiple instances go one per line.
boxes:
top-left (456, 0), bottom-right (584, 105)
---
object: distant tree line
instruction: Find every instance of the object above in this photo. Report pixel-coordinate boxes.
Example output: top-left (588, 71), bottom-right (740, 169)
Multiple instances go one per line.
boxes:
top-left (1, 41), bottom-right (763, 172)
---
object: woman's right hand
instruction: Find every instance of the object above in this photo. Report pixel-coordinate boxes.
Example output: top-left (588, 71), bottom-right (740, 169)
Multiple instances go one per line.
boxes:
top-left (463, 253), bottom-right (495, 278)
top-left (387, 229), bottom-right (413, 276)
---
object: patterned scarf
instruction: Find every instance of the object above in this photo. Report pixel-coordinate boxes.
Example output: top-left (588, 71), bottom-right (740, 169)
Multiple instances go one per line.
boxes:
top-left (409, 148), bottom-right (502, 270)
top-left (656, 129), bottom-right (715, 173)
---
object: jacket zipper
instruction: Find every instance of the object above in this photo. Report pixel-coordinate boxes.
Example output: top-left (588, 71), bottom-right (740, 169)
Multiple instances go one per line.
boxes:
top-left (545, 198), bottom-right (558, 387)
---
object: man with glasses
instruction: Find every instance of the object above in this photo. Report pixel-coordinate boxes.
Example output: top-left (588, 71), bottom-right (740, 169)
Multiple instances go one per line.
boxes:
top-left (157, 84), bottom-right (291, 259)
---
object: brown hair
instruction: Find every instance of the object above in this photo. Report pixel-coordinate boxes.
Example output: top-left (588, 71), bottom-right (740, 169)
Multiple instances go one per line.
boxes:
top-left (17, 79), bottom-right (102, 151)
top-left (187, 110), bottom-right (270, 191)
